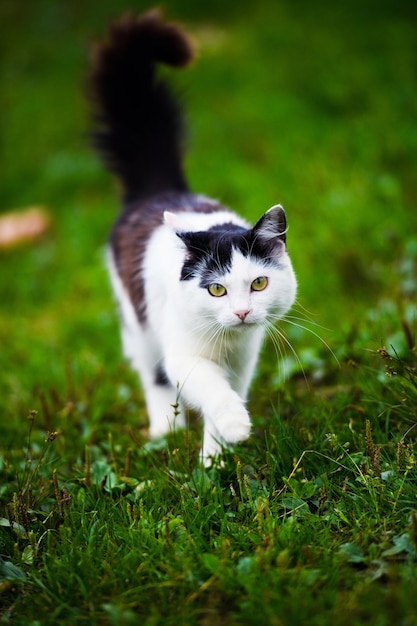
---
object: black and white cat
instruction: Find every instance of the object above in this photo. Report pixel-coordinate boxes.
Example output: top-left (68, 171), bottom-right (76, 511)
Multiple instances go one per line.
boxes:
top-left (88, 11), bottom-right (297, 462)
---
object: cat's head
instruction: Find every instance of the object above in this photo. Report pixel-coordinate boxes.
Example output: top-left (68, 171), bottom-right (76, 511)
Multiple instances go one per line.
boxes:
top-left (165, 205), bottom-right (297, 330)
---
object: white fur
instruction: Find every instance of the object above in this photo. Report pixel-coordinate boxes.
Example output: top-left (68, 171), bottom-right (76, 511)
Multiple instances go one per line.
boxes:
top-left (107, 210), bottom-right (297, 463)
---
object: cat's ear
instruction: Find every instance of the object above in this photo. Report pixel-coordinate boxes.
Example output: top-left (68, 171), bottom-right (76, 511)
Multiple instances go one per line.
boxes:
top-left (253, 204), bottom-right (287, 245)
top-left (164, 211), bottom-right (195, 249)
top-left (164, 210), bottom-right (188, 233)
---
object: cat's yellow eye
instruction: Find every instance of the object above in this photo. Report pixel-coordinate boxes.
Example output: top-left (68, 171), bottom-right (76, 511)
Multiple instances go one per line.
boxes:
top-left (251, 276), bottom-right (268, 292)
top-left (208, 283), bottom-right (227, 297)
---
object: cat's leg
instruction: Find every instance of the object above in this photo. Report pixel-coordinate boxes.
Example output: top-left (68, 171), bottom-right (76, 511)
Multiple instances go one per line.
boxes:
top-left (227, 327), bottom-right (265, 401)
top-left (144, 380), bottom-right (185, 439)
top-left (164, 355), bottom-right (252, 457)
top-left (123, 326), bottom-right (186, 437)
top-left (198, 330), bottom-right (265, 463)
top-left (198, 330), bottom-right (263, 463)
top-left (130, 355), bottom-right (186, 438)
top-left (117, 303), bottom-right (185, 437)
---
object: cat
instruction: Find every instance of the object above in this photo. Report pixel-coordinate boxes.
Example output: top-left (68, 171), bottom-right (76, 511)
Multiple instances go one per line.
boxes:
top-left (88, 11), bottom-right (297, 463)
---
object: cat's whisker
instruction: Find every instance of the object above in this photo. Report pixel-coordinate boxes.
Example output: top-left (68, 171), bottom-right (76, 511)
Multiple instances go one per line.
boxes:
top-left (272, 315), bottom-right (340, 366)
top-left (264, 320), bottom-right (308, 384)
top-left (283, 299), bottom-right (339, 336)
top-left (282, 312), bottom-right (331, 332)
top-left (208, 324), bottom-right (226, 360)
top-left (262, 321), bottom-right (286, 376)
top-left (192, 319), bottom-right (227, 362)
top-left (290, 298), bottom-right (322, 321)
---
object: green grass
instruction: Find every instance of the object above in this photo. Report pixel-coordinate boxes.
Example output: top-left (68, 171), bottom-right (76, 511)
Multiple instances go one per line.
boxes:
top-left (1, 0), bottom-right (417, 623)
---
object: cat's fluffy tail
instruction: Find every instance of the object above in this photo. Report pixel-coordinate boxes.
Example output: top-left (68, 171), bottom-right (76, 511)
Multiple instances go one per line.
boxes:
top-left (88, 11), bottom-right (194, 202)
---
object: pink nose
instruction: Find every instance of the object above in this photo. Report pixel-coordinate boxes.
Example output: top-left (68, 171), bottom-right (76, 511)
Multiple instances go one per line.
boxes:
top-left (235, 309), bottom-right (251, 321)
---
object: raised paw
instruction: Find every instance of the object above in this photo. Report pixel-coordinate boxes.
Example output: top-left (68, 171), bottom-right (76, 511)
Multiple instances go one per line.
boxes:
top-left (212, 403), bottom-right (251, 444)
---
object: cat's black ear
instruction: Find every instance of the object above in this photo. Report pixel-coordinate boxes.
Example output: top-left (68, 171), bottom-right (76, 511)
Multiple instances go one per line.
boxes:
top-left (253, 204), bottom-right (287, 244)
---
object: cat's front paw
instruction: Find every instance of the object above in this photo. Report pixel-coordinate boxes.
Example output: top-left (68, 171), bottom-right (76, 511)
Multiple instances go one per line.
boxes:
top-left (213, 403), bottom-right (251, 444)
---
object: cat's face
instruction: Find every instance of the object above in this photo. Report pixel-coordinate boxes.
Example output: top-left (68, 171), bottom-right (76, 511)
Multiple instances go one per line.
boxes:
top-left (189, 248), bottom-right (296, 329)
top-left (166, 205), bottom-right (297, 330)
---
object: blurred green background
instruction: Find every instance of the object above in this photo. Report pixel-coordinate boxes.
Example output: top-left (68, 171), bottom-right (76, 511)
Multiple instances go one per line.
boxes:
top-left (1, 0), bottom-right (416, 429)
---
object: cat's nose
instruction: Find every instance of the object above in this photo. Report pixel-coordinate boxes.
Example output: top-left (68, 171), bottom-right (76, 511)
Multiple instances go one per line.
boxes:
top-left (234, 309), bottom-right (251, 321)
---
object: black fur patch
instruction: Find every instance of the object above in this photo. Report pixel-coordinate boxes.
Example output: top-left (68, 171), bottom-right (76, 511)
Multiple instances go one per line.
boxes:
top-left (154, 364), bottom-right (170, 387)
top-left (179, 222), bottom-right (284, 286)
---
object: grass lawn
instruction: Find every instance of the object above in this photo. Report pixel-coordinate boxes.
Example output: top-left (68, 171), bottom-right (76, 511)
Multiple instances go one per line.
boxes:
top-left (1, 0), bottom-right (417, 624)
